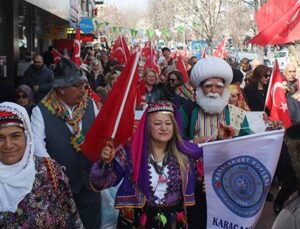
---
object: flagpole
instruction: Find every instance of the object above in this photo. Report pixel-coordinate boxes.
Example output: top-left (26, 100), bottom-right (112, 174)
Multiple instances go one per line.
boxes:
top-left (264, 60), bottom-right (277, 111)
top-left (99, 52), bottom-right (140, 174)
top-left (111, 51), bottom-right (140, 139)
top-left (121, 36), bottom-right (128, 63)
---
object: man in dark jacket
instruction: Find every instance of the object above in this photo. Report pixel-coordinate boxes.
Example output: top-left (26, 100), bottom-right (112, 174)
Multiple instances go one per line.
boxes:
top-left (22, 54), bottom-right (53, 103)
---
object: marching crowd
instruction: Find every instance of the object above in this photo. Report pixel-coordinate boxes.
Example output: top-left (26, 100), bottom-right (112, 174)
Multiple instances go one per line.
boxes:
top-left (1, 43), bottom-right (300, 229)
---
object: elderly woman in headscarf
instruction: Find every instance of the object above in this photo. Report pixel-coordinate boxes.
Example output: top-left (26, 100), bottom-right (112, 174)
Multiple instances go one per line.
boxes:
top-left (89, 100), bottom-right (203, 228)
top-left (0, 102), bottom-right (83, 228)
top-left (15, 84), bottom-right (35, 117)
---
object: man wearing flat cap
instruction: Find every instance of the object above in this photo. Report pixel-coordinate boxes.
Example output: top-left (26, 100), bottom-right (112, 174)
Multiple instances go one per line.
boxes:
top-left (31, 57), bottom-right (101, 229)
top-left (179, 57), bottom-right (251, 228)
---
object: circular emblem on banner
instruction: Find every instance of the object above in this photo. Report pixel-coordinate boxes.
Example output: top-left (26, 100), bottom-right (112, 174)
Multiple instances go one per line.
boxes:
top-left (212, 155), bottom-right (271, 218)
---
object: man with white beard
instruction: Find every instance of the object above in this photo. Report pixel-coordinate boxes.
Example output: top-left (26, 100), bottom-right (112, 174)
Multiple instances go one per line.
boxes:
top-left (179, 56), bottom-right (251, 143)
top-left (179, 57), bottom-right (252, 229)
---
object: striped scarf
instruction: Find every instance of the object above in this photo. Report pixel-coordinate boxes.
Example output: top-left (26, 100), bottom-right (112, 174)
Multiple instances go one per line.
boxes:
top-left (41, 90), bottom-right (88, 152)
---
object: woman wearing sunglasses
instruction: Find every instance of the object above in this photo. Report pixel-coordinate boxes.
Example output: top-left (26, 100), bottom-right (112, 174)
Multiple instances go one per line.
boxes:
top-left (243, 65), bottom-right (272, 111)
top-left (15, 84), bottom-right (35, 117)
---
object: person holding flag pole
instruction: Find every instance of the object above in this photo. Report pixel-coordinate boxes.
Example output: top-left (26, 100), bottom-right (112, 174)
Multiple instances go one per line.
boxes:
top-left (89, 100), bottom-right (203, 228)
top-left (82, 49), bottom-right (203, 228)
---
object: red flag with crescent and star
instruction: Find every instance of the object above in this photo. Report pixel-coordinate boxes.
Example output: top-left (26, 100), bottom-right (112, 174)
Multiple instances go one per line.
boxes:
top-left (143, 41), bottom-right (160, 74)
top-left (176, 55), bottom-right (189, 83)
top-left (72, 27), bottom-right (81, 66)
top-left (249, 0), bottom-right (300, 46)
top-left (81, 52), bottom-right (140, 162)
top-left (265, 61), bottom-right (292, 128)
top-left (213, 39), bottom-right (228, 58)
top-left (109, 36), bottom-right (131, 65)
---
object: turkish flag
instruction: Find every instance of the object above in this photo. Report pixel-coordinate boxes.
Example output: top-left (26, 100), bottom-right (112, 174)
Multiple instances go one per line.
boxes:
top-left (72, 27), bottom-right (81, 66)
top-left (265, 61), bottom-right (292, 128)
top-left (143, 41), bottom-right (160, 74)
top-left (109, 36), bottom-right (131, 65)
top-left (141, 41), bottom-right (151, 57)
top-left (81, 52), bottom-right (140, 162)
top-left (249, 0), bottom-right (300, 46)
top-left (50, 48), bottom-right (61, 65)
top-left (213, 39), bottom-right (228, 58)
top-left (176, 55), bottom-right (189, 83)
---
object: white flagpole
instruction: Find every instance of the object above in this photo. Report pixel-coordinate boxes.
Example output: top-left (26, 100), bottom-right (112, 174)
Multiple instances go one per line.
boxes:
top-left (121, 36), bottom-right (128, 63)
top-left (111, 51), bottom-right (140, 139)
top-left (264, 60), bottom-right (277, 110)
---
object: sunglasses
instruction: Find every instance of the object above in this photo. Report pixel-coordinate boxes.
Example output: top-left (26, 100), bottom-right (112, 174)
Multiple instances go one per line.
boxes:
top-left (264, 74), bottom-right (271, 78)
top-left (16, 94), bottom-right (28, 99)
top-left (169, 78), bottom-right (178, 83)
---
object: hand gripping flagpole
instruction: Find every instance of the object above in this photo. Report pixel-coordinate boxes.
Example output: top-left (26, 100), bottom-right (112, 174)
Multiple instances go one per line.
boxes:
top-left (100, 51), bottom-right (141, 174)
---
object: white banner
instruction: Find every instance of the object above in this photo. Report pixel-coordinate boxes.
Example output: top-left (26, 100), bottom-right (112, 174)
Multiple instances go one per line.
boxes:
top-left (245, 112), bottom-right (267, 134)
top-left (201, 130), bottom-right (284, 229)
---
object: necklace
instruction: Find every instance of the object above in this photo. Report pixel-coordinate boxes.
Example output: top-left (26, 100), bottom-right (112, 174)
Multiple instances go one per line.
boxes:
top-left (149, 153), bottom-right (169, 184)
top-left (149, 154), bottom-right (168, 174)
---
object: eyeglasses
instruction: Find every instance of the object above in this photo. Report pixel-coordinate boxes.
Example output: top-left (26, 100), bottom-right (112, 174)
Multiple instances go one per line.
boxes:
top-left (16, 94), bottom-right (28, 99)
top-left (264, 74), bottom-right (271, 78)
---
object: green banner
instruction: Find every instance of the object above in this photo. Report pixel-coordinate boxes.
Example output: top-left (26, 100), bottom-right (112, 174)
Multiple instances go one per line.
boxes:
top-left (162, 28), bottom-right (170, 37)
top-left (177, 25), bottom-right (185, 34)
top-left (146, 29), bottom-right (155, 38)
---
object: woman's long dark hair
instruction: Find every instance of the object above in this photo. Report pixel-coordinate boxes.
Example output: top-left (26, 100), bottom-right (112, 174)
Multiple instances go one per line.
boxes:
top-left (247, 65), bottom-right (272, 88)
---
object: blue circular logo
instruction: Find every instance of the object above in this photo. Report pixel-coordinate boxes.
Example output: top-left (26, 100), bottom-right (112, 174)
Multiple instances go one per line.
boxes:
top-left (212, 156), bottom-right (271, 217)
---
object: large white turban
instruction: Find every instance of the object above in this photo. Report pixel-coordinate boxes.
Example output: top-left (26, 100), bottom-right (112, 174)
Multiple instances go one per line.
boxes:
top-left (190, 57), bottom-right (233, 87)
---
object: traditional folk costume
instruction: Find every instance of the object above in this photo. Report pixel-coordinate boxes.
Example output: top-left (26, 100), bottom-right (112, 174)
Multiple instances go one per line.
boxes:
top-left (179, 57), bottom-right (252, 228)
top-left (90, 101), bottom-right (203, 228)
top-left (0, 102), bottom-right (83, 228)
top-left (31, 58), bottom-right (101, 229)
top-left (180, 103), bottom-right (251, 141)
top-left (229, 84), bottom-right (251, 111)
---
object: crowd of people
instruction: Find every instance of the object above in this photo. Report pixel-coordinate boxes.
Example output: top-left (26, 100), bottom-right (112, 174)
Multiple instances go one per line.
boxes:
top-left (1, 41), bottom-right (300, 229)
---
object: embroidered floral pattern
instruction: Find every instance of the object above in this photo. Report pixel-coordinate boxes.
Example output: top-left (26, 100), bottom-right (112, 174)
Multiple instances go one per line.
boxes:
top-left (148, 155), bottom-right (182, 207)
top-left (0, 157), bottom-right (83, 229)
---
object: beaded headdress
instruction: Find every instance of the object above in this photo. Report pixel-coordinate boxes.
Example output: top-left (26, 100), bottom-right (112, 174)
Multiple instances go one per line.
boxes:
top-left (147, 100), bottom-right (174, 114)
top-left (0, 111), bottom-right (24, 129)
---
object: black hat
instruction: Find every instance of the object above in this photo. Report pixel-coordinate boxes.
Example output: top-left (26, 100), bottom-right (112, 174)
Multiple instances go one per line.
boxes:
top-left (53, 58), bottom-right (86, 88)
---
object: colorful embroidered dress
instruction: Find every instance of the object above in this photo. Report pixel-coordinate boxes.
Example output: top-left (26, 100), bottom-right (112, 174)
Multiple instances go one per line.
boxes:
top-left (0, 157), bottom-right (83, 229)
top-left (90, 145), bottom-right (196, 228)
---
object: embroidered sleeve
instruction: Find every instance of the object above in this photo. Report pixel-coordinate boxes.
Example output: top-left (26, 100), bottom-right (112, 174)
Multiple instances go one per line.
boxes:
top-left (89, 147), bottom-right (128, 191)
top-left (49, 158), bottom-right (84, 228)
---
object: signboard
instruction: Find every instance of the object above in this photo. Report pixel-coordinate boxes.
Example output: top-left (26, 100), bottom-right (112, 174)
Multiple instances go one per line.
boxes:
top-left (79, 17), bottom-right (94, 34)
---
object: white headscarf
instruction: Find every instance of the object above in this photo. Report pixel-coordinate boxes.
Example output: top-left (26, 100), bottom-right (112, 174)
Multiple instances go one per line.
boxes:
top-left (0, 102), bottom-right (35, 212)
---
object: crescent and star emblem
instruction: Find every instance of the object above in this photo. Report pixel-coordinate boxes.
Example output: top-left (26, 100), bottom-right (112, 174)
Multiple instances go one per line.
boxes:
top-left (272, 82), bottom-right (288, 112)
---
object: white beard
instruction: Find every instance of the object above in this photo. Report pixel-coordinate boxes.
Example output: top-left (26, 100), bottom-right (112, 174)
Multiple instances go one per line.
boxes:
top-left (196, 87), bottom-right (230, 114)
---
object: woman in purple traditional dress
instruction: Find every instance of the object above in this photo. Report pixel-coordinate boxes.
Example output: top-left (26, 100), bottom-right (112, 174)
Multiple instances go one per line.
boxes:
top-left (90, 100), bottom-right (203, 228)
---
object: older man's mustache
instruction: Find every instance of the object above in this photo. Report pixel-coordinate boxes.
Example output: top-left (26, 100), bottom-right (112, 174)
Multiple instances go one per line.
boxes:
top-left (206, 92), bottom-right (220, 98)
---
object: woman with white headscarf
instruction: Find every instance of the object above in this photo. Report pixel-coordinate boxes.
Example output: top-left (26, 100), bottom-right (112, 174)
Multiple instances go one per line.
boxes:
top-left (0, 102), bottom-right (83, 228)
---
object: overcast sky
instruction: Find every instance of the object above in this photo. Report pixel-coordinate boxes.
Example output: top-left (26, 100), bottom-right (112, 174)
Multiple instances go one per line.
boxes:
top-left (105, 0), bottom-right (149, 10)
